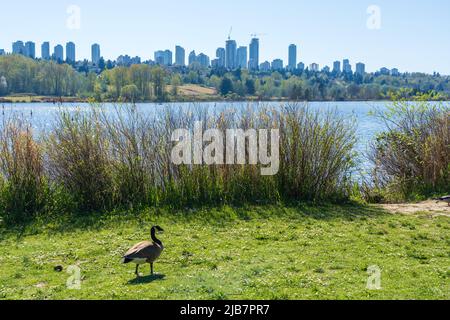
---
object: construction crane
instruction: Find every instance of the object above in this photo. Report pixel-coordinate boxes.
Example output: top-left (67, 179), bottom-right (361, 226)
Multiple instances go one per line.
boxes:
top-left (251, 33), bottom-right (267, 38)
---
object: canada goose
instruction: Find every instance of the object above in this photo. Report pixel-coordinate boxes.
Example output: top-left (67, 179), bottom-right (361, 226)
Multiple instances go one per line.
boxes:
top-left (435, 195), bottom-right (450, 206)
top-left (123, 226), bottom-right (165, 276)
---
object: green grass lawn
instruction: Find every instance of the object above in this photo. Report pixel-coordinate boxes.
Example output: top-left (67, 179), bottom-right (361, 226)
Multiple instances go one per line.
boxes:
top-left (0, 204), bottom-right (448, 300)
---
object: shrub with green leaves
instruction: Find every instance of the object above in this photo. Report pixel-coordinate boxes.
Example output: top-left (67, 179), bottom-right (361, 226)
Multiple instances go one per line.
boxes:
top-left (370, 93), bottom-right (450, 201)
top-left (0, 117), bottom-right (48, 223)
top-left (46, 108), bottom-right (114, 212)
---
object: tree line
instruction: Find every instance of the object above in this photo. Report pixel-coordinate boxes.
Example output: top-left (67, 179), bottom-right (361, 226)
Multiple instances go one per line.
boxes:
top-left (1, 54), bottom-right (449, 102)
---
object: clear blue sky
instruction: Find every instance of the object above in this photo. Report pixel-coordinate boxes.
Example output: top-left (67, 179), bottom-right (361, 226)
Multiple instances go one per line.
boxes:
top-left (1, 0), bottom-right (449, 74)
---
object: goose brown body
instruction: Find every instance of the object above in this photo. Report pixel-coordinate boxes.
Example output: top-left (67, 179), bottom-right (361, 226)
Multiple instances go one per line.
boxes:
top-left (124, 241), bottom-right (164, 264)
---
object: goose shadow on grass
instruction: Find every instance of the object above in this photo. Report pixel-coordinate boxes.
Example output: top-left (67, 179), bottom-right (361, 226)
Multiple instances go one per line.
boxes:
top-left (127, 274), bottom-right (166, 285)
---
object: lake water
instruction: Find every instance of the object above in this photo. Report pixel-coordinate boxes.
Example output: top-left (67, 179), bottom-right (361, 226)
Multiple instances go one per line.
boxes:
top-left (0, 101), bottom-right (388, 173)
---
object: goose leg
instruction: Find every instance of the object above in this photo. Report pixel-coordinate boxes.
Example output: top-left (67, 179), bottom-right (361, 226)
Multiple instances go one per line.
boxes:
top-left (135, 265), bottom-right (139, 277)
top-left (151, 263), bottom-right (154, 275)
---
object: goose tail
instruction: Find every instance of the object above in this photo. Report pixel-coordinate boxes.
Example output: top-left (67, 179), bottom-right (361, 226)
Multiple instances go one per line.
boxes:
top-left (122, 257), bottom-right (132, 264)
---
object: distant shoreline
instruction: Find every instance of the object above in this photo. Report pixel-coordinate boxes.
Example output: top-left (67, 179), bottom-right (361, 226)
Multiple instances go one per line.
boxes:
top-left (1, 95), bottom-right (449, 104)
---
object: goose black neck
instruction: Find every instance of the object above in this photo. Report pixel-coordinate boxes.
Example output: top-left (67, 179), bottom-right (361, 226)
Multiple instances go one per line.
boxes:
top-left (151, 227), bottom-right (162, 246)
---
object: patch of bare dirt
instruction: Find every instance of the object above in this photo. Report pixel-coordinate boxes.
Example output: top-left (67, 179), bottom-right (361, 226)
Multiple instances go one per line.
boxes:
top-left (381, 200), bottom-right (450, 217)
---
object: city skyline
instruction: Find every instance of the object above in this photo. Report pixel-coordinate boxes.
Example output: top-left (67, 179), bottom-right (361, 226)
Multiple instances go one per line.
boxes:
top-left (1, 0), bottom-right (449, 74)
top-left (7, 38), bottom-right (379, 75)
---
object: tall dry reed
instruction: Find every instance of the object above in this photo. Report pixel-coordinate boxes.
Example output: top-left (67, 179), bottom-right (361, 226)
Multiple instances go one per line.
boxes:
top-left (0, 116), bottom-right (46, 223)
top-left (370, 100), bottom-right (449, 201)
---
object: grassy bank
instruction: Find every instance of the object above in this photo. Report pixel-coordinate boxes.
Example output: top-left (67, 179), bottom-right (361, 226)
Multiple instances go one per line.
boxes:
top-left (0, 204), bottom-right (448, 300)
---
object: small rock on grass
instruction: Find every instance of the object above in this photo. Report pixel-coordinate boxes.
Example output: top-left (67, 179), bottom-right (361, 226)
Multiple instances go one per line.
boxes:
top-left (54, 265), bottom-right (63, 272)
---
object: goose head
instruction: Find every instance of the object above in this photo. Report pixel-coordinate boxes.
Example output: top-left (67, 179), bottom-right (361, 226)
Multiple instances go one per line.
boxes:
top-left (152, 225), bottom-right (164, 233)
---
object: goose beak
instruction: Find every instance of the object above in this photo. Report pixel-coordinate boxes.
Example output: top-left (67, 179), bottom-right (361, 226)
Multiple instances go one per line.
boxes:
top-left (157, 227), bottom-right (165, 233)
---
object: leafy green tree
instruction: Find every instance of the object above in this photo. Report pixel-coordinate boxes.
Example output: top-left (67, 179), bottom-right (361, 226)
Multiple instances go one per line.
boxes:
top-left (106, 67), bottom-right (129, 99)
top-left (290, 84), bottom-right (303, 100)
top-left (219, 78), bottom-right (233, 96)
top-left (208, 75), bottom-right (222, 91)
top-left (130, 64), bottom-right (152, 100)
top-left (151, 66), bottom-right (167, 102)
top-left (106, 60), bottom-right (114, 70)
top-left (0, 76), bottom-right (7, 96)
top-left (98, 58), bottom-right (106, 72)
top-left (170, 74), bottom-right (182, 97)
top-left (120, 84), bottom-right (140, 102)
top-left (245, 79), bottom-right (256, 95)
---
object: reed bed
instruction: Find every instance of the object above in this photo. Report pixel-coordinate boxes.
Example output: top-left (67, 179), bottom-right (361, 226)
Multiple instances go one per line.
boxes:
top-left (369, 100), bottom-right (450, 201)
top-left (0, 103), bottom-right (358, 223)
top-left (0, 115), bottom-right (47, 223)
